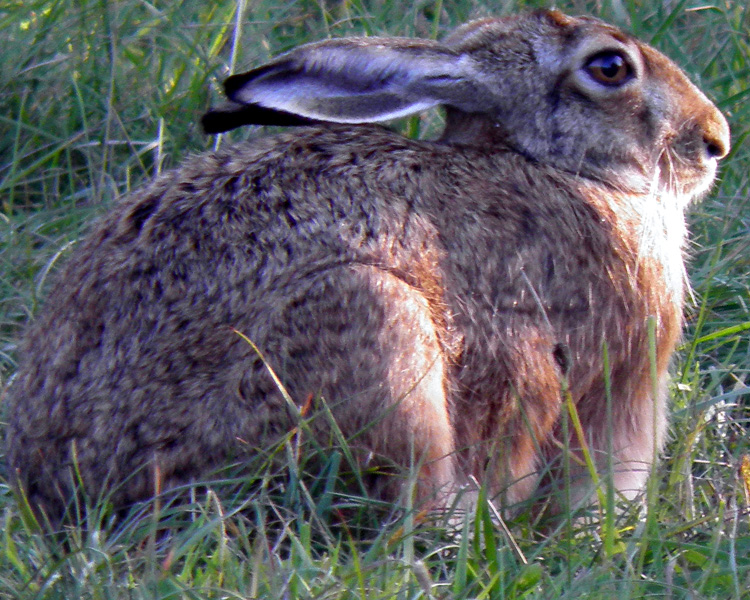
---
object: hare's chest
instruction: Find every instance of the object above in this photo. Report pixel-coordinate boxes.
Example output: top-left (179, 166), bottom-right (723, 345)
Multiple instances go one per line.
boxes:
top-left (622, 191), bottom-right (688, 307)
top-left (648, 204), bottom-right (687, 304)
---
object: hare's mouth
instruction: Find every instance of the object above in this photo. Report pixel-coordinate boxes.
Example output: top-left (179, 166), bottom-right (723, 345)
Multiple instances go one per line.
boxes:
top-left (656, 117), bottom-right (727, 202)
top-left (657, 143), bottom-right (719, 203)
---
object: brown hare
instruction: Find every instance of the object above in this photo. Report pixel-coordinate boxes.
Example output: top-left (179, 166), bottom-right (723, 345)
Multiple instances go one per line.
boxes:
top-left (5, 10), bottom-right (729, 521)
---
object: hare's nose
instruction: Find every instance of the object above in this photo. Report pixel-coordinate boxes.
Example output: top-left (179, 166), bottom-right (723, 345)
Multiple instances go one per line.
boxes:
top-left (702, 110), bottom-right (730, 160)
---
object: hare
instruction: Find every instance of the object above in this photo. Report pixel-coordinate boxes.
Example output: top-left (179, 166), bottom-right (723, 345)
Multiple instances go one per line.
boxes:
top-left (5, 10), bottom-right (729, 521)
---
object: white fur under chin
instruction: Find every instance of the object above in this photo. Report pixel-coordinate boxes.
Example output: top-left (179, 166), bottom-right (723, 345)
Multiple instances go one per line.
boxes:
top-left (641, 173), bottom-right (689, 305)
top-left (609, 162), bottom-right (715, 309)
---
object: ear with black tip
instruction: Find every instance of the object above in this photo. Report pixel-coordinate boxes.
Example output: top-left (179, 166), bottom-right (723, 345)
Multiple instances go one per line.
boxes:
top-left (202, 37), bottom-right (489, 132)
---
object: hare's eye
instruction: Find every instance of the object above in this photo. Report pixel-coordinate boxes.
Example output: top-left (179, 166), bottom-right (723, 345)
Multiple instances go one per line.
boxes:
top-left (584, 51), bottom-right (633, 86)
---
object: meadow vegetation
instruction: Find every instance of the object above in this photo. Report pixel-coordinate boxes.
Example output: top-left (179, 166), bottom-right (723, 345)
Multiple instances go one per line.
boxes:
top-left (1, 0), bottom-right (749, 597)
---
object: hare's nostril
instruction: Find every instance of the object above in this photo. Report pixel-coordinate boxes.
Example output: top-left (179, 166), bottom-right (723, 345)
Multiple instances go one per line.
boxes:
top-left (704, 139), bottom-right (724, 159)
top-left (703, 130), bottom-right (729, 160)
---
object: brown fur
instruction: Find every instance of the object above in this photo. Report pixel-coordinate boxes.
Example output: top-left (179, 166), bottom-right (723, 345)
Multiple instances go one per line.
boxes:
top-left (5, 11), bottom-right (729, 519)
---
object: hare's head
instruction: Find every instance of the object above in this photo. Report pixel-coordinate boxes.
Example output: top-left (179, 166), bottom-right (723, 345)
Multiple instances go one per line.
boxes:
top-left (204, 10), bottom-right (729, 201)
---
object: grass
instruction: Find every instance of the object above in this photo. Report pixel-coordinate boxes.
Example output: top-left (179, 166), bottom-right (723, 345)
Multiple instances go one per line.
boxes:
top-left (1, 0), bottom-right (749, 597)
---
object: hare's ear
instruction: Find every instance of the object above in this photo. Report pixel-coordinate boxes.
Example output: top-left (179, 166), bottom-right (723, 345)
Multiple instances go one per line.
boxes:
top-left (203, 37), bottom-right (486, 132)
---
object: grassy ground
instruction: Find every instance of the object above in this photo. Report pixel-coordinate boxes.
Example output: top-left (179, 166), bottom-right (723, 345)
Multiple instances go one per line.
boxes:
top-left (1, 0), bottom-right (749, 597)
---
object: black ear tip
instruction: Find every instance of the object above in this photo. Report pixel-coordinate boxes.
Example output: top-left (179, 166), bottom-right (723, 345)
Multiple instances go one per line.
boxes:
top-left (223, 62), bottom-right (282, 99)
top-left (223, 72), bottom-right (252, 99)
top-left (201, 102), bottom-right (252, 134)
top-left (201, 102), bottom-right (319, 134)
top-left (201, 110), bottom-right (233, 135)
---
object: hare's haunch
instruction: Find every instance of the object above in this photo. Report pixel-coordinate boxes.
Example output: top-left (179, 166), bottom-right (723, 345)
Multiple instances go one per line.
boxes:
top-left (6, 10), bottom-right (729, 519)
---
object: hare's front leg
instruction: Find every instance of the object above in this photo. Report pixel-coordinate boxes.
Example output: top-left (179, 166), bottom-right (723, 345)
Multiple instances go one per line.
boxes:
top-left (605, 378), bottom-right (669, 502)
top-left (259, 264), bottom-right (459, 507)
top-left (553, 371), bottom-right (669, 508)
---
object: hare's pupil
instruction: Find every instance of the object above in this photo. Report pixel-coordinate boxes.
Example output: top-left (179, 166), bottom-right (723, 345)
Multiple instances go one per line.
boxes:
top-left (585, 51), bottom-right (632, 86)
top-left (600, 55), bottom-right (623, 78)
